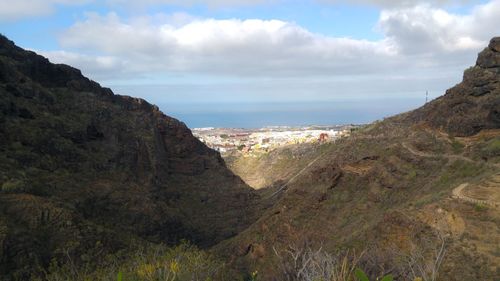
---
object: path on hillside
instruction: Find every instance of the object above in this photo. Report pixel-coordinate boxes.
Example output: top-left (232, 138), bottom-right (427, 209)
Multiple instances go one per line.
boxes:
top-left (452, 182), bottom-right (498, 207)
top-left (402, 141), bottom-right (500, 206)
top-left (401, 142), bottom-right (476, 163)
top-left (267, 151), bottom-right (329, 199)
top-left (265, 134), bottom-right (500, 200)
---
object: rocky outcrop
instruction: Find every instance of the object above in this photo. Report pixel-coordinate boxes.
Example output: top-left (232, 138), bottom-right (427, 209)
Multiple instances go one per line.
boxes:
top-left (403, 37), bottom-right (500, 136)
top-left (0, 34), bottom-right (259, 279)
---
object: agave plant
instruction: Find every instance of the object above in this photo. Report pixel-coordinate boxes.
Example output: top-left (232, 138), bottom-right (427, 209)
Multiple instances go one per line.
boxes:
top-left (354, 268), bottom-right (393, 281)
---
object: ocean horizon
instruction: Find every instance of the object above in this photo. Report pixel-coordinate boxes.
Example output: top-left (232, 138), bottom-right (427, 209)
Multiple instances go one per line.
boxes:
top-left (160, 97), bottom-right (432, 129)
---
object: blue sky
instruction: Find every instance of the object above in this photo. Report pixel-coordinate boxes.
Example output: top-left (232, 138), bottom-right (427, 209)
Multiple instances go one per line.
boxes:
top-left (1, 2), bottom-right (385, 51)
top-left (1, 0), bottom-right (498, 127)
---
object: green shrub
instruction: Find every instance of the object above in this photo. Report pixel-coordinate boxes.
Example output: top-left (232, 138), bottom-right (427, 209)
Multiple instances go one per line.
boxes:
top-left (450, 140), bottom-right (464, 154)
top-left (355, 268), bottom-right (393, 281)
top-left (482, 138), bottom-right (500, 157)
top-left (1, 179), bottom-right (26, 193)
top-left (407, 170), bottom-right (417, 180)
top-left (436, 160), bottom-right (485, 188)
top-left (45, 242), bottom-right (228, 281)
top-left (474, 203), bottom-right (488, 212)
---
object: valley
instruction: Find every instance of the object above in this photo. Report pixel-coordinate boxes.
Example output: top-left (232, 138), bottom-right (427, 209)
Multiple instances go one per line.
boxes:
top-left (0, 34), bottom-right (499, 281)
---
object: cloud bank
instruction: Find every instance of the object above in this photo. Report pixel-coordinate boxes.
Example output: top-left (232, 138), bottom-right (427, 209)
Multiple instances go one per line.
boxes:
top-left (45, 0), bottom-right (499, 82)
top-left (5, 0), bottom-right (493, 109)
top-left (57, 13), bottom-right (397, 78)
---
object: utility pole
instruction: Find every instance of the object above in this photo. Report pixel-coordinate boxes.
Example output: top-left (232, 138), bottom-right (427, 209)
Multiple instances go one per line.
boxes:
top-left (425, 90), bottom-right (428, 104)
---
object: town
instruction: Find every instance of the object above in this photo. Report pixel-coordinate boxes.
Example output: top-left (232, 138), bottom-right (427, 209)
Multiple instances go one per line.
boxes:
top-left (192, 125), bottom-right (359, 155)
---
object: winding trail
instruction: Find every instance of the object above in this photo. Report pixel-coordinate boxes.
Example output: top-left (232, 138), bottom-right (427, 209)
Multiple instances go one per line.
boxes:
top-left (265, 134), bottom-right (500, 202)
top-left (452, 182), bottom-right (498, 207)
top-left (401, 142), bottom-right (475, 163)
top-left (402, 141), bottom-right (499, 207)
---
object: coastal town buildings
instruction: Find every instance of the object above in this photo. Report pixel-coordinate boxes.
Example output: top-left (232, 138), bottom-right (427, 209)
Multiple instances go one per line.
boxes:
top-left (192, 125), bottom-right (358, 155)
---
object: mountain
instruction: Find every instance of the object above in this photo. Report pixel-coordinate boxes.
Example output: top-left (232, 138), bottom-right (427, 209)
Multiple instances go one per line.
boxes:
top-left (401, 37), bottom-right (500, 136)
top-left (216, 38), bottom-right (500, 281)
top-left (1, 33), bottom-right (499, 281)
top-left (0, 35), bottom-right (259, 279)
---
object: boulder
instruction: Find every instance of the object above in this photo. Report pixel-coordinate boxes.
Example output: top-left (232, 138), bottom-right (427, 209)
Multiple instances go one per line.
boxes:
top-left (489, 37), bottom-right (500, 52)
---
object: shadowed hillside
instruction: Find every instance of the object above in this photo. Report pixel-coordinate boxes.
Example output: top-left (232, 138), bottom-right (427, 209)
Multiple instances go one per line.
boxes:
top-left (0, 35), bottom-right (260, 279)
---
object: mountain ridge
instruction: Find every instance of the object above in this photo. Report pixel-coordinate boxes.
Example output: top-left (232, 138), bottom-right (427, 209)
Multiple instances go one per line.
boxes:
top-left (0, 34), bottom-right (260, 279)
top-left (398, 37), bottom-right (500, 136)
top-left (215, 37), bottom-right (500, 281)
top-left (1, 34), bottom-right (499, 280)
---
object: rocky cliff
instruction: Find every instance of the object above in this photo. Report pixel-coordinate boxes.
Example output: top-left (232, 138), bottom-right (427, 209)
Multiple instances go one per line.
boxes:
top-left (0, 35), bottom-right (259, 279)
top-left (402, 37), bottom-right (500, 136)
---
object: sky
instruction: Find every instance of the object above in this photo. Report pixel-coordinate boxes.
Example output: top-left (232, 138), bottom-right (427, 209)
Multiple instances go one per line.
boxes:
top-left (0, 0), bottom-right (498, 128)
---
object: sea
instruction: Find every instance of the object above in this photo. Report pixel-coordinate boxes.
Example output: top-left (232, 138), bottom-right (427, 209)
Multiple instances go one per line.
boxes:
top-left (159, 97), bottom-right (431, 129)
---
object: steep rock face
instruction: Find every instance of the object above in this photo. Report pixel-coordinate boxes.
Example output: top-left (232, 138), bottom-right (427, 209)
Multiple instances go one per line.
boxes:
top-left (0, 35), bottom-right (259, 278)
top-left (404, 37), bottom-right (500, 136)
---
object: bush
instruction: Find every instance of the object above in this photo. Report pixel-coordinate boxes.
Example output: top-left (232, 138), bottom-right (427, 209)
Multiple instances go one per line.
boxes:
top-left (1, 179), bottom-right (26, 193)
top-left (355, 268), bottom-right (393, 281)
top-left (44, 242), bottom-right (228, 281)
top-left (272, 238), bottom-right (448, 281)
top-left (436, 160), bottom-right (485, 188)
top-left (406, 170), bottom-right (417, 180)
top-left (482, 138), bottom-right (500, 157)
top-left (450, 140), bottom-right (464, 154)
top-left (273, 243), bottom-right (365, 281)
top-left (474, 203), bottom-right (488, 212)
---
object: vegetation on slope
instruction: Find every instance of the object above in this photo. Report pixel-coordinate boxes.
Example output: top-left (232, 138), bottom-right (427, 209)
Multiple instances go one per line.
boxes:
top-left (224, 142), bottom-right (337, 190)
top-left (0, 34), bottom-right (260, 279)
top-left (215, 37), bottom-right (500, 281)
top-left (1, 33), bottom-right (499, 281)
top-left (40, 242), bottom-right (227, 281)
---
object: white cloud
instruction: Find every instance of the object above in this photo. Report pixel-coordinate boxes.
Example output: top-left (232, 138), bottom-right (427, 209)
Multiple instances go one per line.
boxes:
top-left (53, 1), bottom-right (500, 81)
top-left (0, 0), bottom-right (90, 21)
top-left (378, 2), bottom-right (499, 55)
top-left (57, 12), bottom-right (399, 78)
top-left (30, 0), bottom-right (498, 106)
top-left (37, 50), bottom-right (127, 79)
